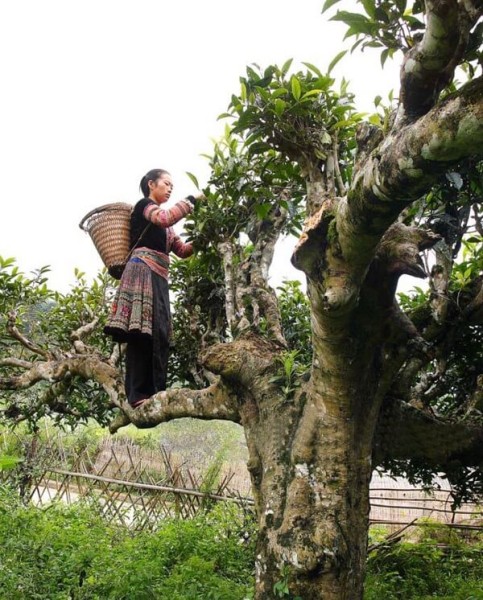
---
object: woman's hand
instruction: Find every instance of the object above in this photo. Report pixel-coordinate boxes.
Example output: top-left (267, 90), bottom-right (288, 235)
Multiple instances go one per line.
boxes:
top-left (186, 193), bottom-right (205, 207)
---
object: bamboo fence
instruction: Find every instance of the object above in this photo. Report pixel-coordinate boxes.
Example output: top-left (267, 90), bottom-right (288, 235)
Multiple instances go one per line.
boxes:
top-left (1, 434), bottom-right (482, 534)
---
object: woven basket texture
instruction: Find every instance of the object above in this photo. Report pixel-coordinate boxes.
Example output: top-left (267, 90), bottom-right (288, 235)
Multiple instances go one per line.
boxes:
top-left (79, 203), bottom-right (132, 278)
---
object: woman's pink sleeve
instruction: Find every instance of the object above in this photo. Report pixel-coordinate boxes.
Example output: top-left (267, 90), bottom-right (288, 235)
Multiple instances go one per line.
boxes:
top-left (143, 199), bottom-right (193, 228)
top-left (171, 234), bottom-right (194, 258)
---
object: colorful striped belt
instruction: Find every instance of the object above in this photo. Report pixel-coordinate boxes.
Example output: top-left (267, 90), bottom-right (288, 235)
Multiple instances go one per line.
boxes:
top-left (132, 248), bottom-right (170, 280)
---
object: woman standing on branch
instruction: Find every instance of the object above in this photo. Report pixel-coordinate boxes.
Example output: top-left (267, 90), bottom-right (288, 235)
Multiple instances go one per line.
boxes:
top-left (104, 169), bottom-right (199, 407)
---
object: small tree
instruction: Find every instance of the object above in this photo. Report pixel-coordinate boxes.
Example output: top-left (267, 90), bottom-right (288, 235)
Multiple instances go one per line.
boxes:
top-left (1, 2), bottom-right (483, 597)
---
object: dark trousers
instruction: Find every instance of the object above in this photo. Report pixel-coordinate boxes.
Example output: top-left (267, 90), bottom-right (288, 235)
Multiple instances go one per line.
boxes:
top-left (124, 275), bottom-right (171, 406)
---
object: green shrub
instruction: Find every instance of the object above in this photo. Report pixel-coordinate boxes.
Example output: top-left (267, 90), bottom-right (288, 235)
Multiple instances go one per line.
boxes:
top-left (0, 487), bottom-right (114, 599)
top-left (82, 507), bottom-right (255, 599)
top-left (2, 485), bottom-right (482, 600)
top-left (0, 488), bottom-right (255, 599)
top-left (365, 537), bottom-right (483, 599)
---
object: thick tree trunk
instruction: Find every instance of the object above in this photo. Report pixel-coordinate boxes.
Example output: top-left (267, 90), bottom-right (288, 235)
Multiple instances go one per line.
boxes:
top-left (249, 376), bottom-right (374, 599)
top-left (205, 332), bottom-right (379, 599)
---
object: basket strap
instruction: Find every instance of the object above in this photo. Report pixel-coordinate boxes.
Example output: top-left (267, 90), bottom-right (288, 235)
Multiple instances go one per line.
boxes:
top-left (125, 222), bottom-right (152, 264)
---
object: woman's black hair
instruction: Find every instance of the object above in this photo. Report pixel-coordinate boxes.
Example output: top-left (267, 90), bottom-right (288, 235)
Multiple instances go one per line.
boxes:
top-left (139, 169), bottom-right (170, 197)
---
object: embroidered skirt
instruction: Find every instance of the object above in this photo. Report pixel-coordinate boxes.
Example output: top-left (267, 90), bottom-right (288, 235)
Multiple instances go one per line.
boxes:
top-left (104, 258), bottom-right (157, 341)
top-left (104, 257), bottom-right (171, 400)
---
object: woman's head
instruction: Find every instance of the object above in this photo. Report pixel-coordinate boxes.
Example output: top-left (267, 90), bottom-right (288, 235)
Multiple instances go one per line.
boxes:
top-left (140, 169), bottom-right (173, 204)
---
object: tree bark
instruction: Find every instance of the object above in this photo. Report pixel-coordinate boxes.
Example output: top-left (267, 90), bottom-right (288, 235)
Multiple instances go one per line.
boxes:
top-left (202, 333), bottom-right (380, 599)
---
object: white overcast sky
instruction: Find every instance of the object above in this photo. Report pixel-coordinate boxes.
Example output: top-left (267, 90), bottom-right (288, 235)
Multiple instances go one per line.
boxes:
top-left (0, 0), bottom-right (401, 292)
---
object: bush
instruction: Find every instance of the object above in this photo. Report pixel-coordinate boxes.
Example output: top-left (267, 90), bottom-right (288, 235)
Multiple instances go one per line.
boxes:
top-left (365, 536), bottom-right (483, 599)
top-left (2, 485), bottom-right (482, 599)
top-left (0, 487), bottom-right (113, 599)
top-left (0, 488), bottom-right (255, 599)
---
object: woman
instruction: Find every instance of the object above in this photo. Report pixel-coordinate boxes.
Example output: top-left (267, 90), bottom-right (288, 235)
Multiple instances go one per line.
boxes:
top-left (104, 168), bottom-right (198, 407)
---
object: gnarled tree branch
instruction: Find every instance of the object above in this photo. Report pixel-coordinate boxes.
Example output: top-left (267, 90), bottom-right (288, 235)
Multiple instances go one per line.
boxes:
top-left (397, 0), bottom-right (478, 123)
top-left (70, 316), bottom-right (100, 354)
top-left (0, 358), bottom-right (32, 369)
top-left (0, 355), bottom-right (119, 393)
top-left (109, 379), bottom-right (240, 433)
top-left (374, 400), bottom-right (483, 470)
top-left (338, 76), bottom-right (483, 284)
top-left (7, 311), bottom-right (52, 360)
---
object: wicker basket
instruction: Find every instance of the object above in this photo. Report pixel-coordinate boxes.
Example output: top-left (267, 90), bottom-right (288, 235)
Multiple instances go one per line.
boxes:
top-left (79, 202), bottom-right (133, 279)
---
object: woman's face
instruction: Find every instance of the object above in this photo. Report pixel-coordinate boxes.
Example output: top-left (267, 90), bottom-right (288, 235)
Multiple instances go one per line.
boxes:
top-left (148, 174), bottom-right (173, 204)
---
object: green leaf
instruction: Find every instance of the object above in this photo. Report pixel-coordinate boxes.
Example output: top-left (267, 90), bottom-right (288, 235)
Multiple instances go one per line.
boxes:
top-left (380, 48), bottom-right (390, 67)
top-left (274, 99), bottom-right (287, 117)
top-left (302, 62), bottom-right (323, 78)
top-left (300, 89), bottom-right (324, 99)
top-left (255, 85), bottom-right (270, 101)
top-left (271, 88), bottom-right (289, 98)
top-left (0, 256), bottom-right (16, 268)
top-left (333, 119), bottom-right (355, 129)
top-left (281, 58), bottom-right (293, 75)
top-left (316, 75), bottom-right (335, 90)
top-left (255, 203), bottom-right (272, 220)
top-left (351, 38), bottom-right (365, 52)
top-left (365, 40), bottom-right (384, 48)
top-left (246, 64), bottom-right (260, 81)
top-left (374, 6), bottom-right (390, 23)
top-left (240, 81), bottom-right (247, 102)
top-left (331, 10), bottom-right (371, 27)
top-left (248, 141), bottom-right (271, 156)
top-left (0, 455), bottom-right (22, 471)
top-left (322, 0), bottom-right (342, 13)
top-left (327, 50), bottom-right (347, 74)
top-left (361, 0), bottom-right (377, 18)
top-left (402, 14), bottom-right (425, 29)
top-left (291, 76), bottom-right (302, 101)
top-left (343, 25), bottom-right (358, 40)
top-left (186, 172), bottom-right (199, 189)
